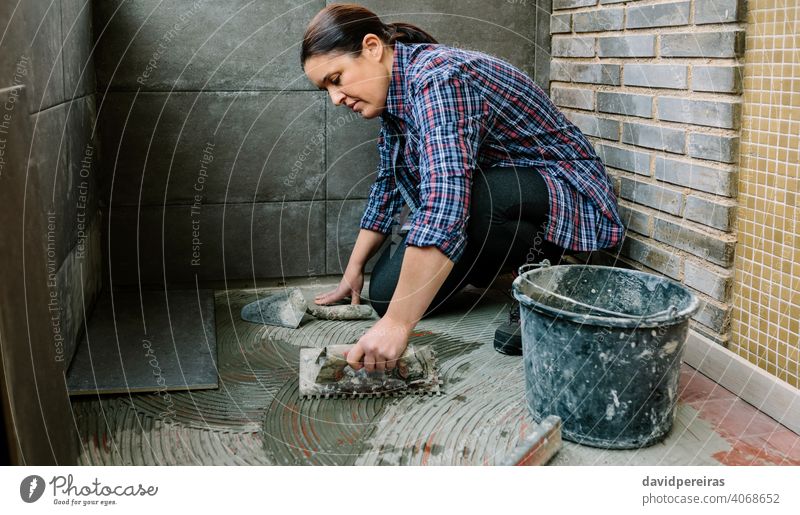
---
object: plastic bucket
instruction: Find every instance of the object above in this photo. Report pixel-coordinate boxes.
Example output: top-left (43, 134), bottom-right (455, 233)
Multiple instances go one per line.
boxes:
top-left (512, 263), bottom-right (701, 449)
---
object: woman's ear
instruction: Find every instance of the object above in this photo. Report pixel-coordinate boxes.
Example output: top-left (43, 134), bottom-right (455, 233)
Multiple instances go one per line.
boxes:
top-left (361, 33), bottom-right (384, 62)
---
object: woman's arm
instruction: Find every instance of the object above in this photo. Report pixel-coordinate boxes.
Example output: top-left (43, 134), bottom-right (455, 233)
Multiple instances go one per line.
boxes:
top-left (348, 228), bottom-right (388, 271)
top-left (345, 245), bottom-right (453, 372)
top-left (385, 246), bottom-right (453, 328)
top-left (314, 228), bottom-right (387, 305)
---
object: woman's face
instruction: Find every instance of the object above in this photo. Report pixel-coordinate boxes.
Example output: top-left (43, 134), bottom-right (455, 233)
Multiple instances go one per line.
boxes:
top-left (303, 34), bottom-right (393, 119)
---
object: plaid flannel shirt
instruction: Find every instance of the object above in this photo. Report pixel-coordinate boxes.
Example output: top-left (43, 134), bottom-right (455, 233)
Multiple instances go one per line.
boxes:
top-left (359, 41), bottom-right (625, 263)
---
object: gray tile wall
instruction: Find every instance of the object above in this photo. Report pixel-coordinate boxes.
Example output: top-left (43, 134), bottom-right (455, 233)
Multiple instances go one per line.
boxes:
top-left (94, 0), bottom-right (550, 281)
top-left (0, 1), bottom-right (101, 367)
top-left (0, 0), bottom-right (100, 462)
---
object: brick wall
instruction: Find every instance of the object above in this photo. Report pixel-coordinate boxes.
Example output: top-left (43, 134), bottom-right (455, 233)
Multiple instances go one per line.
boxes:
top-left (549, 0), bottom-right (746, 345)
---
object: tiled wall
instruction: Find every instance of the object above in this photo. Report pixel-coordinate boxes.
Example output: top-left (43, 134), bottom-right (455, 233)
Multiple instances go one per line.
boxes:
top-left (0, 0), bottom-right (100, 463)
top-left (95, 0), bottom-right (551, 284)
top-left (731, 0), bottom-right (800, 387)
top-left (0, 0), bottom-right (102, 368)
top-left (550, 0), bottom-right (746, 345)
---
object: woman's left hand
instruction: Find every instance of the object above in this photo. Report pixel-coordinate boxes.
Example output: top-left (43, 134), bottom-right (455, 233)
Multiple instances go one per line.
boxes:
top-left (345, 316), bottom-right (413, 372)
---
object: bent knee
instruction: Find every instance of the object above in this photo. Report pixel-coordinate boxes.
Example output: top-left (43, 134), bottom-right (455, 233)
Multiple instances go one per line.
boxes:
top-left (367, 277), bottom-right (393, 318)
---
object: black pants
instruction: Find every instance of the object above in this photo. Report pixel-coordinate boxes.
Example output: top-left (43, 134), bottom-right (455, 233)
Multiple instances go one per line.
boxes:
top-left (367, 165), bottom-right (574, 318)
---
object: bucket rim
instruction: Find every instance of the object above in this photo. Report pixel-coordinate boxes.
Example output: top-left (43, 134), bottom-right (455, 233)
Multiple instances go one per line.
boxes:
top-left (511, 264), bottom-right (701, 327)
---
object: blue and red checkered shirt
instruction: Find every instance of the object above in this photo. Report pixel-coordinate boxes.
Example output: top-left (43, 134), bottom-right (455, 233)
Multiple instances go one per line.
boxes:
top-left (360, 41), bottom-right (625, 263)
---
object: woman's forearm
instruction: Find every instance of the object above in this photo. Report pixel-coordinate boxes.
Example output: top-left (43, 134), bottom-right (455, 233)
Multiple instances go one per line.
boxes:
top-left (348, 229), bottom-right (389, 270)
top-left (384, 246), bottom-right (454, 328)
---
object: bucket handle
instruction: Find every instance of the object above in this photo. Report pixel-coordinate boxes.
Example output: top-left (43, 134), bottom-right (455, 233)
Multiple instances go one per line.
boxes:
top-left (518, 273), bottom-right (678, 320)
top-left (517, 259), bottom-right (552, 277)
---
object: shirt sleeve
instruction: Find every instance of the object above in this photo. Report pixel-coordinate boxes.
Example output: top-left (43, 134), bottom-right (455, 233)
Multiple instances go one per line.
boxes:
top-left (404, 71), bottom-right (491, 263)
top-left (359, 129), bottom-right (404, 234)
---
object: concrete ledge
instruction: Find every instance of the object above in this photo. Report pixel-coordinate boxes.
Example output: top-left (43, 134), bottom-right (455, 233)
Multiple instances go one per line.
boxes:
top-left (683, 329), bottom-right (800, 435)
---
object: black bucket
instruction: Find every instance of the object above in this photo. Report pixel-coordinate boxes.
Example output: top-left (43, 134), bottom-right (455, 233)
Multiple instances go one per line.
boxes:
top-left (512, 263), bottom-right (700, 449)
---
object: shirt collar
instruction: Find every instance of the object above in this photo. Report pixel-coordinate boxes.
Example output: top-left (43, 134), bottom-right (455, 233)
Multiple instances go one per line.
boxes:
top-left (383, 41), bottom-right (413, 123)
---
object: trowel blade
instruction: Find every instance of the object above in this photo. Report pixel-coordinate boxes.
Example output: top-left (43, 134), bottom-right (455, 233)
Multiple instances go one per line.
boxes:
top-left (240, 287), bottom-right (308, 328)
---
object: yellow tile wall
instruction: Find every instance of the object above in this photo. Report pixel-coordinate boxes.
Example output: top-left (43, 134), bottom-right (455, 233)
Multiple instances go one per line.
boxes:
top-left (731, 0), bottom-right (800, 387)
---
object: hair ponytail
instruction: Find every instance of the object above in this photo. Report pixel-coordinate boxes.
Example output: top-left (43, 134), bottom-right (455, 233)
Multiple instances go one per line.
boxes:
top-left (301, 4), bottom-right (437, 65)
top-left (385, 22), bottom-right (438, 45)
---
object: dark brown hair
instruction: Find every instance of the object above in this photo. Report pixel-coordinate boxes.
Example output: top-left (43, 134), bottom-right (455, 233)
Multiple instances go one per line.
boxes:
top-left (301, 3), bottom-right (437, 65)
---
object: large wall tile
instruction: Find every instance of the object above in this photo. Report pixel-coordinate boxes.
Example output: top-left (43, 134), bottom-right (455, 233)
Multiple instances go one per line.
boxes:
top-left (65, 95), bottom-right (100, 251)
top-left (534, 0), bottom-right (553, 91)
top-left (325, 107), bottom-right (381, 200)
top-left (27, 1), bottom-right (65, 110)
top-left (107, 201), bottom-right (326, 284)
top-left (94, 0), bottom-right (324, 91)
top-left (30, 96), bottom-right (99, 268)
top-left (56, 215), bottom-right (102, 368)
top-left (326, 199), bottom-right (390, 275)
top-left (0, 5), bottom-right (29, 90)
top-left (99, 91), bottom-right (326, 205)
top-left (0, 2), bottom-right (65, 110)
top-left (63, 0), bottom-right (97, 99)
top-left (31, 105), bottom-right (70, 265)
top-left (0, 84), bottom-right (78, 464)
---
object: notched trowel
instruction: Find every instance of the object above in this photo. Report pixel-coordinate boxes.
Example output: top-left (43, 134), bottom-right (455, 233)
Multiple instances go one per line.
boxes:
top-left (299, 344), bottom-right (442, 399)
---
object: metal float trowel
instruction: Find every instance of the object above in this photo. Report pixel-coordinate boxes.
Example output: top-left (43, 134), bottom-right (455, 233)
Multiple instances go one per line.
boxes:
top-left (240, 287), bottom-right (308, 328)
top-left (240, 287), bottom-right (374, 328)
top-left (298, 344), bottom-right (442, 399)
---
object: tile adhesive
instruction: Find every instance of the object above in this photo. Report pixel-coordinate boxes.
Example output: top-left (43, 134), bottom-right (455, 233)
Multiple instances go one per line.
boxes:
top-left (73, 288), bottom-right (541, 465)
top-left (72, 286), bottom-right (750, 465)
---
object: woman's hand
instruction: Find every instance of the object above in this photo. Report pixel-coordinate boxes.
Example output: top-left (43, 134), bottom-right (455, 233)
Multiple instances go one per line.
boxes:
top-left (344, 246), bottom-right (453, 372)
top-left (314, 264), bottom-right (364, 305)
top-left (345, 316), bottom-right (413, 372)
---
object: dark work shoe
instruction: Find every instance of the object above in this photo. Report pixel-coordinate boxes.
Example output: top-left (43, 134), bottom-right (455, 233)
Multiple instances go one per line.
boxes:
top-left (494, 301), bottom-right (522, 355)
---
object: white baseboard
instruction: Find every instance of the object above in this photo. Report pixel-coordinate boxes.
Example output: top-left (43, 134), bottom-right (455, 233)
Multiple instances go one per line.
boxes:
top-left (683, 329), bottom-right (800, 435)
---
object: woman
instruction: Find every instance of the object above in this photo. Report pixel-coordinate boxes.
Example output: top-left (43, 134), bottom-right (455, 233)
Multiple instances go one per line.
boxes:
top-left (301, 4), bottom-right (624, 370)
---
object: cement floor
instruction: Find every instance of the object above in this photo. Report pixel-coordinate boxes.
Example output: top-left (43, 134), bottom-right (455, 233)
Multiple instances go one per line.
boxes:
top-left (71, 278), bottom-right (800, 466)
